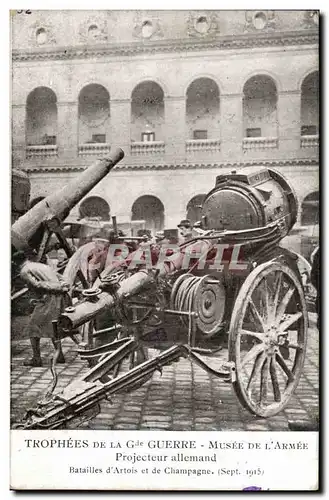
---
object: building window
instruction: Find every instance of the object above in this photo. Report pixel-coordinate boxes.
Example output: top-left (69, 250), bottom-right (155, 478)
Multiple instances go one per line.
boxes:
top-left (301, 192), bottom-right (319, 226)
top-left (78, 84), bottom-right (110, 145)
top-left (141, 20), bottom-right (153, 39)
top-left (186, 78), bottom-right (220, 140)
top-left (79, 196), bottom-right (110, 221)
top-left (253, 12), bottom-right (267, 30)
top-left (301, 125), bottom-right (317, 136)
top-left (243, 75), bottom-right (278, 139)
top-left (301, 71), bottom-right (319, 137)
top-left (246, 127), bottom-right (262, 138)
top-left (88, 24), bottom-right (100, 41)
top-left (186, 194), bottom-right (207, 225)
top-left (91, 134), bottom-right (106, 143)
top-left (193, 130), bottom-right (208, 140)
top-left (131, 81), bottom-right (164, 143)
top-left (131, 195), bottom-right (165, 233)
top-left (36, 27), bottom-right (47, 45)
top-left (195, 16), bottom-right (209, 34)
top-left (141, 132), bottom-right (155, 142)
top-left (26, 87), bottom-right (58, 146)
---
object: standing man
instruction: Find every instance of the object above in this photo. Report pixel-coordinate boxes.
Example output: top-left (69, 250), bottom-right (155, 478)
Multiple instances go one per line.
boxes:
top-left (15, 250), bottom-right (70, 367)
top-left (177, 219), bottom-right (193, 244)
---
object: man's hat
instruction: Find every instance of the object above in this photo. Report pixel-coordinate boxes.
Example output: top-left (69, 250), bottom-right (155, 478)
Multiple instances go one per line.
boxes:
top-left (177, 219), bottom-right (191, 229)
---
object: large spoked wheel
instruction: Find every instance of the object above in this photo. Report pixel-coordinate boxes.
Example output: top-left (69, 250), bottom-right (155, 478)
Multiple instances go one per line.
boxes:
top-left (64, 245), bottom-right (149, 386)
top-left (228, 260), bottom-right (308, 418)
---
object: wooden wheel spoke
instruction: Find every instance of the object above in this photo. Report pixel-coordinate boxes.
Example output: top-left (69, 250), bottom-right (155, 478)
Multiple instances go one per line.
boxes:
top-left (270, 356), bottom-right (281, 402)
top-left (241, 329), bottom-right (264, 342)
top-left (261, 278), bottom-right (270, 323)
top-left (275, 352), bottom-right (294, 382)
top-left (241, 343), bottom-right (264, 368)
top-left (260, 358), bottom-right (270, 404)
top-left (249, 298), bottom-right (265, 332)
top-left (247, 352), bottom-right (266, 394)
top-left (271, 272), bottom-right (283, 322)
top-left (275, 286), bottom-right (296, 325)
top-left (278, 312), bottom-right (303, 333)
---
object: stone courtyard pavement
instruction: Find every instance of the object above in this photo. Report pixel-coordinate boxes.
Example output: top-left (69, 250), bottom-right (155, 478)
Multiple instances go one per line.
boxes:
top-left (10, 314), bottom-right (319, 431)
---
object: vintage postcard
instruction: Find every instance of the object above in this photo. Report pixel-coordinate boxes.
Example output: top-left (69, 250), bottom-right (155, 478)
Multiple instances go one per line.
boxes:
top-left (10, 8), bottom-right (319, 491)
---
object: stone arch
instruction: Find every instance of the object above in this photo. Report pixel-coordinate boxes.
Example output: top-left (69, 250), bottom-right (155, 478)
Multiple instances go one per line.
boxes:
top-left (129, 76), bottom-right (168, 99)
top-left (240, 69), bottom-right (282, 94)
top-left (183, 73), bottom-right (223, 96)
top-left (298, 67), bottom-right (319, 91)
top-left (301, 191), bottom-right (319, 226)
top-left (186, 194), bottom-right (207, 225)
top-left (79, 196), bottom-right (111, 221)
top-left (131, 195), bottom-right (165, 233)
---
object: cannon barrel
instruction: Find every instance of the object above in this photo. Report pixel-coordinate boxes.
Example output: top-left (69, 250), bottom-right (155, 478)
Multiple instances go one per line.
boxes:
top-left (58, 270), bottom-right (155, 331)
top-left (12, 148), bottom-right (124, 252)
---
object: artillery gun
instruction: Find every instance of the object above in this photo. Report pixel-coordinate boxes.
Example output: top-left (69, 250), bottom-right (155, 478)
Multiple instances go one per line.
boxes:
top-left (11, 148), bottom-right (125, 301)
top-left (15, 166), bottom-right (309, 428)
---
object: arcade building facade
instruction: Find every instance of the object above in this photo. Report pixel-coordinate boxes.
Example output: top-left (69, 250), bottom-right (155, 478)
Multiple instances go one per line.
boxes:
top-left (11, 10), bottom-right (319, 253)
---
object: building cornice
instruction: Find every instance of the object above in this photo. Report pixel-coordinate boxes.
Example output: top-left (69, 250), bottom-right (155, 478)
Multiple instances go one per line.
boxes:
top-left (23, 158), bottom-right (318, 174)
top-left (12, 30), bottom-right (318, 62)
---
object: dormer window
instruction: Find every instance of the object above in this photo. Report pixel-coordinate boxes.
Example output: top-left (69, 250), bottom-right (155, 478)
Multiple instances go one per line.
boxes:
top-left (195, 16), bottom-right (209, 34)
top-left (141, 20), bottom-right (153, 39)
top-left (36, 27), bottom-right (47, 45)
top-left (88, 24), bottom-right (100, 41)
top-left (253, 12), bottom-right (267, 30)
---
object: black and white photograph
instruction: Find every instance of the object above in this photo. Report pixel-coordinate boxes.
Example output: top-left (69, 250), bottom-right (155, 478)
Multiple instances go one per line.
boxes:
top-left (10, 7), bottom-right (320, 490)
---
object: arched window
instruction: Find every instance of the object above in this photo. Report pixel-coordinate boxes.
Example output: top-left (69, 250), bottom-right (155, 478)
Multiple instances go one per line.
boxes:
top-left (186, 194), bottom-right (207, 225)
top-left (243, 75), bottom-right (278, 139)
top-left (131, 195), bottom-right (164, 233)
top-left (78, 84), bottom-right (110, 145)
top-left (301, 71), bottom-right (319, 136)
top-left (79, 196), bottom-right (110, 221)
top-left (26, 87), bottom-right (57, 146)
top-left (36, 28), bottom-right (47, 45)
top-left (301, 192), bottom-right (319, 226)
top-left (88, 24), bottom-right (100, 41)
top-left (131, 81), bottom-right (164, 143)
top-left (186, 78), bottom-right (220, 140)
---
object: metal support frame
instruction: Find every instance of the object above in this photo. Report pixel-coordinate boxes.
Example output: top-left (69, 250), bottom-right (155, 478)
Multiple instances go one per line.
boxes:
top-left (18, 336), bottom-right (234, 429)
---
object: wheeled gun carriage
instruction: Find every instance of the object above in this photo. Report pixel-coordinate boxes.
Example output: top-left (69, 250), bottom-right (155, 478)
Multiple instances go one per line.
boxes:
top-left (13, 154), bottom-right (309, 428)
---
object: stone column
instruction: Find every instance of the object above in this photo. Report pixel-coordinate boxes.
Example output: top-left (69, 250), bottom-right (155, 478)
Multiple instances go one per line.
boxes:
top-left (164, 96), bottom-right (186, 161)
top-left (12, 104), bottom-right (26, 168)
top-left (57, 101), bottom-right (79, 159)
top-left (110, 98), bottom-right (131, 159)
top-left (277, 90), bottom-right (301, 153)
top-left (219, 93), bottom-right (243, 159)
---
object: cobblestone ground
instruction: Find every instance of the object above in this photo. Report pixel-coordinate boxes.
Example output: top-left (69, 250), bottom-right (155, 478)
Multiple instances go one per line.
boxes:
top-left (10, 314), bottom-right (319, 431)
